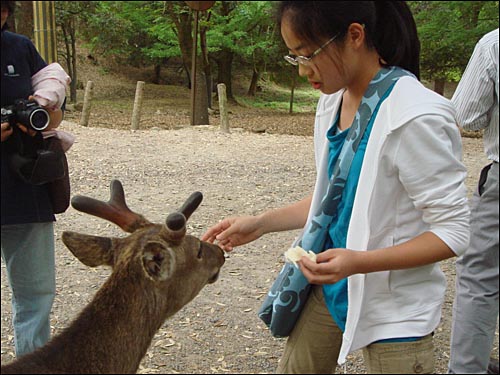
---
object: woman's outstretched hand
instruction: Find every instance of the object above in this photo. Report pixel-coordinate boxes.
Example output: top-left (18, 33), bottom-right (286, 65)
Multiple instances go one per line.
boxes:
top-left (201, 215), bottom-right (265, 252)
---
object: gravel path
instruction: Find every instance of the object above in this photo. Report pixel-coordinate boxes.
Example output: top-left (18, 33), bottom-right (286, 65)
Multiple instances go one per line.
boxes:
top-left (1, 120), bottom-right (497, 373)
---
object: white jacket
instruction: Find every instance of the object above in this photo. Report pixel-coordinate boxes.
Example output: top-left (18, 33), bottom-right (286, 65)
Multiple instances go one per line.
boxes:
top-left (299, 76), bottom-right (470, 364)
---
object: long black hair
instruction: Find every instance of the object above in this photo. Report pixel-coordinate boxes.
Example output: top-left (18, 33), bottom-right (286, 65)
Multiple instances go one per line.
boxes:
top-left (277, 1), bottom-right (420, 79)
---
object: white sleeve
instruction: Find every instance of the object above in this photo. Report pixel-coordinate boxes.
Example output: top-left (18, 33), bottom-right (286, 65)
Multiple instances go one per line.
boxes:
top-left (394, 114), bottom-right (470, 255)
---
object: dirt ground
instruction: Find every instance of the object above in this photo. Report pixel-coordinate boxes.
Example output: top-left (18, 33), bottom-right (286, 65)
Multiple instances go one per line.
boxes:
top-left (1, 94), bottom-right (498, 373)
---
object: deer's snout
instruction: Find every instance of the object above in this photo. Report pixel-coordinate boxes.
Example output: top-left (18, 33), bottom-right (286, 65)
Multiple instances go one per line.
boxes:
top-left (204, 242), bottom-right (225, 283)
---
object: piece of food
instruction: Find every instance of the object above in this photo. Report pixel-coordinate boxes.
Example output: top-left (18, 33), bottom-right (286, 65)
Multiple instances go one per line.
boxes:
top-left (284, 246), bottom-right (317, 267)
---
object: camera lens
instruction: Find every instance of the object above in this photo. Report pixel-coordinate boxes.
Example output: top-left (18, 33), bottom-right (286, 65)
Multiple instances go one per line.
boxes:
top-left (29, 108), bottom-right (50, 131)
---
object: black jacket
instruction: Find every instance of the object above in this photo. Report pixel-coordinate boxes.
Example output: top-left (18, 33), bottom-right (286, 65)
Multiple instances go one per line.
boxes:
top-left (1, 30), bottom-right (55, 225)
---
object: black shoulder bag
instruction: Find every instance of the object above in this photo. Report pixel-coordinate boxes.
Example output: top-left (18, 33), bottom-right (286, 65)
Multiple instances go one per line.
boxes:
top-left (8, 127), bottom-right (70, 214)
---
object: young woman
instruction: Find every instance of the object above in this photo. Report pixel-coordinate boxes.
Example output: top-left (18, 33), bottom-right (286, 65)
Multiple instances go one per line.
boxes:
top-left (202, 2), bottom-right (470, 373)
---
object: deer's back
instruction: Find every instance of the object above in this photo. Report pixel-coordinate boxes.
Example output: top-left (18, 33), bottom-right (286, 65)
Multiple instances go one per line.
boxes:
top-left (1, 360), bottom-right (63, 374)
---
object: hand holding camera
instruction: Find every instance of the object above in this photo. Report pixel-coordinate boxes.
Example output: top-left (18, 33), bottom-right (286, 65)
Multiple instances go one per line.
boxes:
top-left (3, 96), bottom-right (66, 186)
top-left (1, 98), bottom-right (50, 138)
top-left (1, 121), bottom-right (14, 142)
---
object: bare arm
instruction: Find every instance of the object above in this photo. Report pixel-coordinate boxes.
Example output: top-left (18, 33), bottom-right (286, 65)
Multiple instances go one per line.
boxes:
top-left (356, 232), bottom-right (455, 272)
top-left (202, 195), bottom-right (312, 251)
top-left (46, 107), bottom-right (63, 130)
top-left (258, 195), bottom-right (312, 234)
top-left (300, 232), bottom-right (456, 284)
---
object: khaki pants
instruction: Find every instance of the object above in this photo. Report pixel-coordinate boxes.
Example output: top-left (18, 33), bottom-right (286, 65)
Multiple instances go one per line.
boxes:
top-left (277, 285), bottom-right (434, 374)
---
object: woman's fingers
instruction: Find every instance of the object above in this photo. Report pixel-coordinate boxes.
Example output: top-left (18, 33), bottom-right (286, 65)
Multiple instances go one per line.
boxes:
top-left (299, 255), bottom-right (339, 284)
top-left (202, 220), bottom-right (230, 242)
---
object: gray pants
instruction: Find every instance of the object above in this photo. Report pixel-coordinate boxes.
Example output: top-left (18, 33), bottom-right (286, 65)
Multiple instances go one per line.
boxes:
top-left (448, 162), bottom-right (499, 374)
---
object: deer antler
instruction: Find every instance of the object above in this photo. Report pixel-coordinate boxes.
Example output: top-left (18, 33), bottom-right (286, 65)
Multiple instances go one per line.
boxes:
top-left (179, 191), bottom-right (203, 220)
top-left (71, 180), bottom-right (151, 233)
top-left (163, 192), bottom-right (203, 241)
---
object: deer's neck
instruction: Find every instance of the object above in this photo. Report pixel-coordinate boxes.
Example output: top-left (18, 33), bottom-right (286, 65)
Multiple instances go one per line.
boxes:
top-left (41, 270), bottom-right (168, 373)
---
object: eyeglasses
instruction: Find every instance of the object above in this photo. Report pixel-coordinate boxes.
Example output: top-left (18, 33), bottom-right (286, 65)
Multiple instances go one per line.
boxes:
top-left (284, 34), bottom-right (340, 66)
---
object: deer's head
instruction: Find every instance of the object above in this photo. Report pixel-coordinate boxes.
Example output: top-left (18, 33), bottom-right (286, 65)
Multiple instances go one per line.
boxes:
top-left (61, 180), bottom-right (225, 314)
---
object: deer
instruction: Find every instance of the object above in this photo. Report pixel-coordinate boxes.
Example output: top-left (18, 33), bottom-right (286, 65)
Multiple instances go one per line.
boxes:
top-left (1, 179), bottom-right (225, 374)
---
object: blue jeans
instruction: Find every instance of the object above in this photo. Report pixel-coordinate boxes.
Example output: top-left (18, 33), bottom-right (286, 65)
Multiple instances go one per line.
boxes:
top-left (1, 222), bottom-right (56, 357)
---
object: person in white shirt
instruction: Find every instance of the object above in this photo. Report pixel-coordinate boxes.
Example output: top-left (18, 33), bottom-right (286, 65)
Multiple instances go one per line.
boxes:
top-left (203, 2), bottom-right (470, 373)
top-left (448, 28), bottom-right (499, 375)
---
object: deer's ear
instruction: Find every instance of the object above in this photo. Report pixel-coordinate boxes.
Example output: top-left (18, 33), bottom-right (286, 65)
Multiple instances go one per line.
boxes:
top-left (62, 231), bottom-right (114, 267)
top-left (142, 241), bottom-right (176, 282)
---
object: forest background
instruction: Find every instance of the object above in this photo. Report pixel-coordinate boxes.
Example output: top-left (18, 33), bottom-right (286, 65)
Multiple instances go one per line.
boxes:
top-left (7, 1), bottom-right (500, 123)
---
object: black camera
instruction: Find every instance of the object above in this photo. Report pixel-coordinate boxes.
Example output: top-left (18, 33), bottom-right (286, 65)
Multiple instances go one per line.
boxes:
top-left (1, 99), bottom-right (50, 132)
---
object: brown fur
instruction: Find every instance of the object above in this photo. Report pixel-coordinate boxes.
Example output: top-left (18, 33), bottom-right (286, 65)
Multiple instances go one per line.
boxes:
top-left (1, 183), bottom-right (225, 374)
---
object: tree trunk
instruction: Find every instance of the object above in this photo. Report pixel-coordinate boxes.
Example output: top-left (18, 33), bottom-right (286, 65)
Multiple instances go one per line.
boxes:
top-left (193, 56), bottom-right (209, 125)
top-left (199, 11), bottom-right (212, 108)
top-left (62, 25), bottom-right (72, 86)
top-left (216, 49), bottom-right (234, 101)
top-left (61, 22), bottom-right (77, 103)
top-left (434, 79), bottom-right (445, 96)
top-left (213, 1), bottom-right (235, 101)
top-left (183, 62), bottom-right (191, 89)
top-left (248, 69), bottom-right (259, 96)
top-left (289, 74), bottom-right (296, 114)
top-left (70, 25), bottom-right (77, 103)
top-left (153, 64), bottom-right (161, 84)
top-left (166, 2), bottom-right (193, 88)
top-left (463, 3), bottom-right (483, 29)
top-left (199, 29), bottom-right (212, 108)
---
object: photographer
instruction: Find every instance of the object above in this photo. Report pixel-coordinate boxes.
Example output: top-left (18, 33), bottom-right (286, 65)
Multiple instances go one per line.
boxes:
top-left (1, 0), bottom-right (64, 357)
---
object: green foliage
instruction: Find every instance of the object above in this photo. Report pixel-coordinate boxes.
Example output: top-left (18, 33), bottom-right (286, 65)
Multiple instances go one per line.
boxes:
top-left (82, 1), bottom-right (177, 66)
top-left (56, 1), bottom-right (94, 25)
top-left (53, 0), bottom-right (499, 104)
top-left (409, 1), bottom-right (499, 82)
top-left (206, 2), bottom-right (283, 68)
top-left (76, 1), bottom-right (287, 78)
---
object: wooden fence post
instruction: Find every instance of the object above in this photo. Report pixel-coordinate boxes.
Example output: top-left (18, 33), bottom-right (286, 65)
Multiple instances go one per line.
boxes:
top-left (80, 80), bottom-right (93, 127)
top-left (217, 83), bottom-right (229, 133)
top-left (131, 81), bottom-right (145, 130)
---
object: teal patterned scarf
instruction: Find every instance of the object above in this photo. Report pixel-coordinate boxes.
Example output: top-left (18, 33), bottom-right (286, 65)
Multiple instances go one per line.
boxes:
top-left (258, 66), bottom-right (414, 337)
